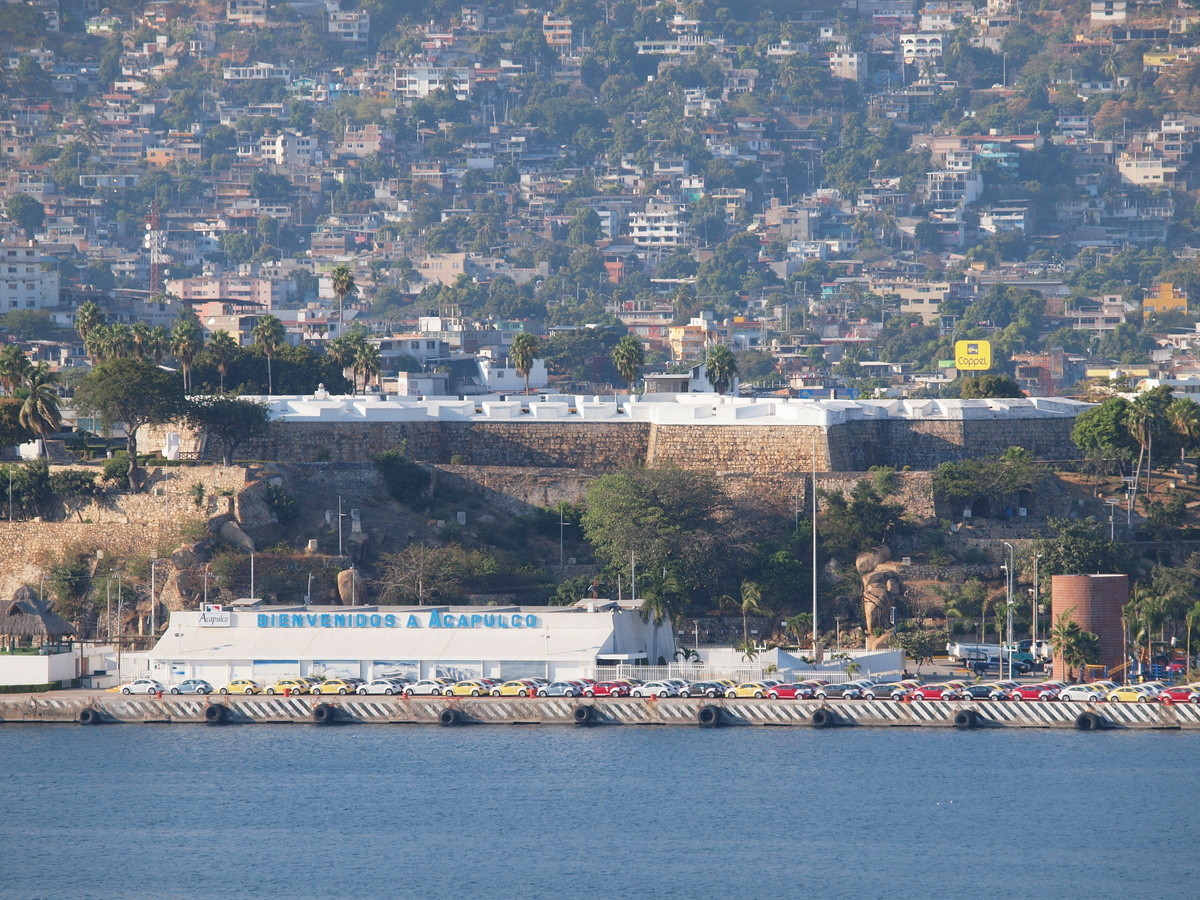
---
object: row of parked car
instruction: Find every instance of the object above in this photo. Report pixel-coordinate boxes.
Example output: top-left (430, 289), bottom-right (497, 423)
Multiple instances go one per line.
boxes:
top-left (115, 674), bottom-right (1200, 704)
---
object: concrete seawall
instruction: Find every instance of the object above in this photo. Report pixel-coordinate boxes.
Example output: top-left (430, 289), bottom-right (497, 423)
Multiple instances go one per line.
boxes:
top-left (2, 694), bottom-right (1195, 729)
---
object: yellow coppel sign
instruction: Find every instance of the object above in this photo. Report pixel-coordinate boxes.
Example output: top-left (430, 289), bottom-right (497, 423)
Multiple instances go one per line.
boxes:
top-left (954, 340), bottom-right (992, 371)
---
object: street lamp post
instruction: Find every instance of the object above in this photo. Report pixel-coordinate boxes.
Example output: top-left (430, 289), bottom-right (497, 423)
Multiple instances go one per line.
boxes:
top-left (150, 558), bottom-right (162, 636)
top-left (202, 563), bottom-right (212, 607)
top-left (1002, 542), bottom-right (1015, 680)
top-left (1107, 500), bottom-right (1120, 541)
top-left (1032, 552), bottom-right (1042, 649)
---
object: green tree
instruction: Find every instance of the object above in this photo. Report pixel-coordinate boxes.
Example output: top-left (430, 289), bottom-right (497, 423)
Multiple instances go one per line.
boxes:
top-left (330, 265), bottom-right (356, 336)
top-left (567, 207), bottom-right (602, 245)
top-left (375, 543), bottom-right (496, 605)
top-left (1031, 518), bottom-right (1136, 577)
top-left (509, 331), bottom-right (539, 394)
top-left (1051, 609), bottom-right (1100, 681)
top-left (352, 341), bottom-right (382, 394)
top-left (0, 344), bottom-right (31, 396)
top-left (1167, 397), bottom-right (1200, 461)
top-left (818, 480), bottom-right (908, 563)
top-left (1072, 397), bottom-right (1140, 464)
top-left (252, 314), bottom-right (286, 395)
top-left (170, 312), bottom-right (205, 393)
top-left (0, 310), bottom-right (55, 341)
top-left (374, 449), bottom-right (431, 507)
top-left (705, 344), bottom-right (737, 394)
top-left (5, 193), bottom-right (44, 238)
top-left (895, 628), bottom-right (947, 675)
top-left (73, 358), bottom-right (186, 490)
top-left (958, 374), bottom-right (1024, 398)
top-left (582, 467), bottom-right (735, 619)
top-left (206, 330), bottom-right (238, 392)
top-left (0, 397), bottom-right (31, 449)
top-left (739, 580), bottom-right (765, 643)
top-left (18, 363), bottom-right (61, 456)
top-left (184, 395), bottom-right (271, 466)
top-left (74, 300), bottom-right (103, 350)
top-left (611, 334), bottom-right (644, 392)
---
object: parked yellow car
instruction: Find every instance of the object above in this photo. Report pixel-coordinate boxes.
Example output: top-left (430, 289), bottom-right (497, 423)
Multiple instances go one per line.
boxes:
top-left (1105, 685), bottom-right (1156, 703)
top-left (218, 679), bottom-right (261, 695)
top-left (311, 679), bottom-right (358, 695)
top-left (490, 680), bottom-right (538, 697)
top-left (265, 678), bottom-right (310, 695)
top-left (445, 680), bottom-right (491, 697)
top-left (725, 682), bottom-right (772, 699)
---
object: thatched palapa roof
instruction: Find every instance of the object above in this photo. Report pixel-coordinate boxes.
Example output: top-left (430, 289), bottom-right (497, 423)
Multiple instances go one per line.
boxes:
top-left (1, 586), bottom-right (76, 638)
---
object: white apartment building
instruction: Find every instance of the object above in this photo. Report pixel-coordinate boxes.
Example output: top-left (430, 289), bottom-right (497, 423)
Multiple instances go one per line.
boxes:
top-left (0, 244), bottom-right (59, 311)
top-left (223, 62), bottom-right (292, 81)
top-left (244, 131), bottom-right (320, 168)
top-left (327, 4), bottom-right (370, 45)
top-left (926, 169), bottom-right (982, 209)
top-left (166, 275), bottom-right (294, 309)
top-left (396, 66), bottom-right (474, 99)
top-left (628, 198), bottom-right (688, 248)
top-left (900, 33), bottom-right (944, 64)
top-left (829, 47), bottom-right (867, 82)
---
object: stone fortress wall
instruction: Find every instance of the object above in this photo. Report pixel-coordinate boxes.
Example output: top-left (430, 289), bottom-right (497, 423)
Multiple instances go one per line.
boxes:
top-left (186, 415), bottom-right (1077, 474)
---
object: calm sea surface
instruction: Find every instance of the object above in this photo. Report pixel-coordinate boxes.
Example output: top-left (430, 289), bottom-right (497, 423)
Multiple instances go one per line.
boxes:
top-left (1, 724), bottom-right (1195, 899)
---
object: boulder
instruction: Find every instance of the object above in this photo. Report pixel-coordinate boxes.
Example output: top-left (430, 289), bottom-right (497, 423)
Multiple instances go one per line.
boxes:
top-left (337, 568), bottom-right (365, 605)
top-left (219, 519), bottom-right (255, 552)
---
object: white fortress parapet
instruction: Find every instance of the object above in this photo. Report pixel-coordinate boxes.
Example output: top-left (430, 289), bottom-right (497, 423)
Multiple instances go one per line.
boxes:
top-left (236, 392), bottom-right (1092, 427)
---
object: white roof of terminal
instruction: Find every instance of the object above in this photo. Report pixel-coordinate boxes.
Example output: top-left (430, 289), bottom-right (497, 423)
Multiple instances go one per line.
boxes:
top-left (234, 392), bottom-right (1090, 427)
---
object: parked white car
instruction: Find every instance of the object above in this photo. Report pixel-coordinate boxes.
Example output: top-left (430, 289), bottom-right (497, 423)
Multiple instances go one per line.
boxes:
top-left (630, 681), bottom-right (678, 698)
top-left (118, 678), bottom-right (167, 695)
top-left (402, 679), bottom-right (451, 697)
top-left (1058, 684), bottom-right (1107, 702)
top-left (357, 678), bottom-right (408, 695)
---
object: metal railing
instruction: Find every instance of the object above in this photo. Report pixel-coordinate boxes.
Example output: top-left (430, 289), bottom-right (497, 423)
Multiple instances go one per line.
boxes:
top-left (589, 664), bottom-right (883, 685)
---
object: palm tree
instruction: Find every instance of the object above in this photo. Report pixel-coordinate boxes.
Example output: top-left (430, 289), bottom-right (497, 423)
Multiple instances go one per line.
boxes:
top-left (352, 341), bottom-right (382, 394)
top-left (705, 343), bottom-right (737, 394)
top-left (0, 345), bottom-right (32, 396)
top-left (252, 314), bottom-right (286, 395)
top-left (171, 314), bottom-right (204, 393)
top-left (739, 580), bottom-right (764, 644)
top-left (330, 265), bottom-right (356, 337)
top-left (1126, 588), bottom-right (1167, 678)
top-left (101, 323), bottom-right (134, 360)
top-left (1050, 609), bottom-right (1085, 681)
top-left (1167, 397), bottom-right (1200, 462)
top-left (325, 334), bottom-right (359, 392)
top-left (18, 363), bottom-right (61, 457)
top-left (207, 330), bottom-right (238, 392)
top-left (148, 325), bottom-right (169, 364)
top-left (130, 322), bottom-right (152, 360)
top-left (74, 300), bottom-right (102, 349)
top-left (509, 332), bottom-right (539, 394)
top-left (612, 334), bottom-right (645, 393)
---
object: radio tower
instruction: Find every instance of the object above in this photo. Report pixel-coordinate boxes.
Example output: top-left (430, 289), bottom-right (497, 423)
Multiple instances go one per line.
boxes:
top-left (145, 200), bottom-right (165, 295)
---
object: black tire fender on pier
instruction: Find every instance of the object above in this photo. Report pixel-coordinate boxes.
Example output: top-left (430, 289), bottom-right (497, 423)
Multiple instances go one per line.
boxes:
top-left (312, 703), bottom-right (337, 725)
top-left (204, 703), bottom-right (229, 725)
top-left (810, 708), bottom-right (835, 728)
top-left (698, 705), bottom-right (722, 727)
top-left (76, 707), bottom-right (102, 726)
top-left (1075, 711), bottom-right (1104, 731)
top-left (953, 709), bottom-right (978, 730)
top-left (438, 707), bottom-right (462, 727)
top-left (573, 705), bottom-right (595, 726)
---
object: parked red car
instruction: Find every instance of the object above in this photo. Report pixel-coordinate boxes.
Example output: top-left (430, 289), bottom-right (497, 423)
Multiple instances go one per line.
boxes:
top-left (1158, 684), bottom-right (1200, 703)
top-left (767, 683), bottom-right (816, 700)
top-left (583, 681), bottom-right (631, 698)
top-left (1009, 683), bottom-right (1060, 701)
top-left (907, 682), bottom-right (966, 701)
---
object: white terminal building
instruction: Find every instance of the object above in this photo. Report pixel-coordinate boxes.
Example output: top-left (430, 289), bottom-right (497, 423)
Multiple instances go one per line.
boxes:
top-left (146, 601), bottom-right (676, 685)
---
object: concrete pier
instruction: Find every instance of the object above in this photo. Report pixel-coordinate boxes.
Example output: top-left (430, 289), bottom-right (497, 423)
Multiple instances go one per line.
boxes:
top-left (2, 693), bottom-right (1197, 729)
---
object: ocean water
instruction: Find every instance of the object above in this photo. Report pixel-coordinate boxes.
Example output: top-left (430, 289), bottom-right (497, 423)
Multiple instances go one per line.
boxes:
top-left (1, 724), bottom-right (1194, 899)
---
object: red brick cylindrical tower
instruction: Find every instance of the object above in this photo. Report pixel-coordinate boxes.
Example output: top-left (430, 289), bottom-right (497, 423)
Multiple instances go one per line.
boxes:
top-left (1050, 574), bottom-right (1129, 681)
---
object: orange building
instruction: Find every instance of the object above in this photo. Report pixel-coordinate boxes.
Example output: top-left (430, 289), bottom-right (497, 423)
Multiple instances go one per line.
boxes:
top-left (1144, 283), bottom-right (1187, 320)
